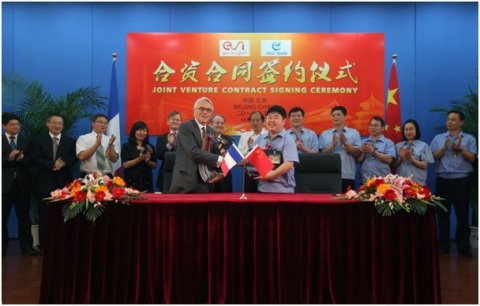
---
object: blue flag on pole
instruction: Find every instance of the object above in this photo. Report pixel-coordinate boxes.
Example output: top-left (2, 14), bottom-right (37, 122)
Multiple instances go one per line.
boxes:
top-left (107, 56), bottom-right (122, 176)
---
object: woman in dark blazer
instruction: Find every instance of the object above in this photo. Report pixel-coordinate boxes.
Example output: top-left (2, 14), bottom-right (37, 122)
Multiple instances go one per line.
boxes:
top-left (121, 121), bottom-right (157, 192)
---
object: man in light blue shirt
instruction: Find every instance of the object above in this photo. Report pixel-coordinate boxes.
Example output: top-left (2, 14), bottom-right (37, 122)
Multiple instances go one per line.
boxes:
top-left (252, 105), bottom-right (299, 193)
top-left (319, 105), bottom-right (361, 192)
top-left (286, 107), bottom-right (319, 153)
top-left (430, 110), bottom-right (477, 257)
top-left (357, 116), bottom-right (396, 183)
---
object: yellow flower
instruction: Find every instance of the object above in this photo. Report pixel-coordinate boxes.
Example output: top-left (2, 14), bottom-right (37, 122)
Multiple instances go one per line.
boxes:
top-left (71, 186), bottom-right (81, 194)
top-left (366, 178), bottom-right (376, 188)
top-left (96, 185), bottom-right (108, 193)
top-left (377, 183), bottom-right (391, 195)
top-left (113, 176), bottom-right (125, 187)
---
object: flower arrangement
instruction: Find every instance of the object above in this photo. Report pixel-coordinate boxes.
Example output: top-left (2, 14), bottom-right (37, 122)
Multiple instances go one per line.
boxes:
top-left (339, 174), bottom-right (447, 217)
top-left (46, 172), bottom-right (145, 223)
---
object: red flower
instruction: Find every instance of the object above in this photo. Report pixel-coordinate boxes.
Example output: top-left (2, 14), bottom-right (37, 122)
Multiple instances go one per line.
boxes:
top-left (384, 189), bottom-right (397, 201)
top-left (421, 187), bottom-right (432, 200)
top-left (404, 187), bottom-right (417, 198)
top-left (111, 187), bottom-right (125, 199)
top-left (95, 191), bottom-right (106, 202)
top-left (374, 178), bottom-right (385, 187)
top-left (69, 179), bottom-right (81, 190)
top-left (73, 191), bottom-right (87, 202)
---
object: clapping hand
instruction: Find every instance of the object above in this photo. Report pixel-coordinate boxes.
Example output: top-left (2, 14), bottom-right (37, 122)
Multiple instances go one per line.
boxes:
top-left (331, 134), bottom-right (338, 147)
top-left (53, 157), bottom-right (65, 171)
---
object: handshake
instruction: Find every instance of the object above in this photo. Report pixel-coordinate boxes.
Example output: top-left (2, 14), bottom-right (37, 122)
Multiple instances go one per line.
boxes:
top-left (207, 171), bottom-right (225, 184)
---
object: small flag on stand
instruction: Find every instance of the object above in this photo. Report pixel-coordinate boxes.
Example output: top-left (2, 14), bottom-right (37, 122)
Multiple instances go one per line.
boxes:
top-left (384, 54), bottom-right (402, 144)
top-left (220, 143), bottom-right (244, 175)
top-left (107, 53), bottom-right (122, 177)
top-left (245, 145), bottom-right (274, 177)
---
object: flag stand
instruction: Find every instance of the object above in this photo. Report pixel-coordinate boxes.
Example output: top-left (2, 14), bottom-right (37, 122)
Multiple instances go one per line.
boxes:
top-left (240, 163), bottom-right (247, 200)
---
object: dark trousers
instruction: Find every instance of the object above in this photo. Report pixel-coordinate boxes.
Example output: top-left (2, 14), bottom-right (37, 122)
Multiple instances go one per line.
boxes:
top-left (342, 179), bottom-right (355, 193)
top-left (37, 194), bottom-right (50, 248)
top-left (243, 171), bottom-right (259, 193)
top-left (2, 180), bottom-right (33, 253)
top-left (435, 176), bottom-right (472, 251)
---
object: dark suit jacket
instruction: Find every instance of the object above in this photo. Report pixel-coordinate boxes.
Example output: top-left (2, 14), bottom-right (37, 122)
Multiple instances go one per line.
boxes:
top-left (169, 119), bottom-right (219, 193)
top-left (156, 132), bottom-right (176, 190)
top-left (2, 134), bottom-right (33, 193)
top-left (30, 133), bottom-right (78, 195)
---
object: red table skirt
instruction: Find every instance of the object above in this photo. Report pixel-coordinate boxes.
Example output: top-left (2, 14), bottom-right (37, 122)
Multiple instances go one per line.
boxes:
top-left (40, 193), bottom-right (441, 303)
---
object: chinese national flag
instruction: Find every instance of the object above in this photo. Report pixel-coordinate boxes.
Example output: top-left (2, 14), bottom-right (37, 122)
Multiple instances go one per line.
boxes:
top-left (385, 58), bottom-right (402, 144)
top-left (245, 145), bottom-right (274, 177)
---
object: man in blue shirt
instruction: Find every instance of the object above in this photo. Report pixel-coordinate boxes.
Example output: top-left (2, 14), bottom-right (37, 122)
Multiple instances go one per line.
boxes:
top-left (357, 116), bottom-right (396, 183)
top-left (430, 110), bottom-right (477, 257)
top-left (252, 105), bottom-right (299, 193)
top-left (319, 105), bottom-right (362, 192)
top-left (286, 107), bottom-right (319, 153)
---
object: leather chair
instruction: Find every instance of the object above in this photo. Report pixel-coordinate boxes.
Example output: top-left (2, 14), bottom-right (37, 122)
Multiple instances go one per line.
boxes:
top-left (294, 153), bottom-right (342, 193)
top-left (162, 151), bottom-right (176, 193)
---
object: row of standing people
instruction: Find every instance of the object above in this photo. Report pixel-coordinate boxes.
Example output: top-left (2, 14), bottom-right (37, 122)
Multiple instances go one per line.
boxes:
top-left (3, 101), bottom-right (476, 257)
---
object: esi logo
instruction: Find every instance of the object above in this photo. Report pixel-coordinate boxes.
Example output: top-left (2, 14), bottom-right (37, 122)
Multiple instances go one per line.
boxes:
top-left (261, 40), bottom-right (292, 57)
top-left (219, 40), bottom-right (250, 57)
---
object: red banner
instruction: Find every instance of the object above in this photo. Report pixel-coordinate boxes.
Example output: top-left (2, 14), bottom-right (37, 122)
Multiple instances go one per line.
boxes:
top-left (127, 33), bottom-right (384, 136)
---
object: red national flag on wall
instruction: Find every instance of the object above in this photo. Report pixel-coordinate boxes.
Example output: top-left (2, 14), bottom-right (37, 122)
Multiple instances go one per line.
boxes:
top-left (385, 57), bottom-right (402, 144)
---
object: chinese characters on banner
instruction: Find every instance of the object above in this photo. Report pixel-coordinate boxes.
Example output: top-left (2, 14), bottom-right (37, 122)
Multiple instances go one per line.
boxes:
top-left (127, 33), bottom-right (384, 136)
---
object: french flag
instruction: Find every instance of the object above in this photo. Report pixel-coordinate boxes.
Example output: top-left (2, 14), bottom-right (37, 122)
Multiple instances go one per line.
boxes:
top-left (220, 143), bottom-right (244, 175)
top-left (107, 55), bottom-right (122, 176)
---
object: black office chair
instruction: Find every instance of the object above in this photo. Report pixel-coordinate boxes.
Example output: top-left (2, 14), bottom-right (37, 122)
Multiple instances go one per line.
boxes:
top-left (294, 153), bottom-right (342, 193)
top-left (162, 152), bottom-right (176, 193)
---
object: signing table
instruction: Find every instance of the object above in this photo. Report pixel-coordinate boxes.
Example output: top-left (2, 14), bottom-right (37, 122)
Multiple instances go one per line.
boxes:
top-left (40, 193), bottom-right (441, 303)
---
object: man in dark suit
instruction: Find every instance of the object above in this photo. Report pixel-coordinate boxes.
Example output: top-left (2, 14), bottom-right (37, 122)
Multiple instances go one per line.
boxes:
top-left (169, 97), bottom-right (225, 193)
top-left (156, 110), bottom-right (182, 192)
top-left (30, 114), bottom-right (78, 254)
top-left (2, 112), bottom-right (38, 256)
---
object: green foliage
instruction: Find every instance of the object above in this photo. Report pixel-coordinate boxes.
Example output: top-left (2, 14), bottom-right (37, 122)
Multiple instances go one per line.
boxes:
top-left (430, 86), bottom-right (478, 140)
top-left (2, 71), bottom-right (108, 139)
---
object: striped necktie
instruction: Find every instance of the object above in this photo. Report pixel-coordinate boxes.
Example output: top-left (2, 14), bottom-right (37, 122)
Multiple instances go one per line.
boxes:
top-left (52, 137), bottom-right (58, 160)
top-left (9, 136), bottom-right (16, 150)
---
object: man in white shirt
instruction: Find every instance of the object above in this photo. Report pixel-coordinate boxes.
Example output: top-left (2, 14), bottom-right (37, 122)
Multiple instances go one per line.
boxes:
top-left (76, 114), bottom-right (119, 177)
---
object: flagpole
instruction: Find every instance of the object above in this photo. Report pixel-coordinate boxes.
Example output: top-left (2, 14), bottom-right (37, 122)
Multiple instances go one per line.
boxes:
top-left (240, 163), bottom-right (247, 200)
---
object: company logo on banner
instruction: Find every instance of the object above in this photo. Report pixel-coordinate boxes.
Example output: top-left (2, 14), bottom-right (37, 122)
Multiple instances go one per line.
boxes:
top-left (127, 33), bottom-right (384, 136)
top-left (260, 40), bottom-right (292, 56)
top-left (220, 40), bottom-right (250, 56)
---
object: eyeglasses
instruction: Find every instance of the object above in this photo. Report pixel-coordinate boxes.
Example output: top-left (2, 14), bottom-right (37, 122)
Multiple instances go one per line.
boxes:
top-left (48, 121), bottom-right (64, 126)
top-left (369, 124), bottom-right (382, 128)
top-left (95, 121), bottom-right (109, 125)
top-left (195, 107), bottom-right (213, 114)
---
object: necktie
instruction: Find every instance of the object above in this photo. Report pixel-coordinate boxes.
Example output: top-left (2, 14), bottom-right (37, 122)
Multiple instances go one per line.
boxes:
top-left (52, 137), bottom-right (58, 161)
top-left (9, 136), bottom-right (16, 150)
top-left (198, 126), bottom-right (213, 182)
top-left (201, 127), bottom-right (207, 151)
top-left (96, 144), bottom-right (106, 171)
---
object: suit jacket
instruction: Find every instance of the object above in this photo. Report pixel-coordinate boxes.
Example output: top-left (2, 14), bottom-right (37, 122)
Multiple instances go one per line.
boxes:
top-left (156, 132), bottom-right (176, 190)
top-left (30, 133), bottom-right (78, 195)
top-left (169, 119), bottom-right (219, 193)
top-left (2, 134), bottom-right (33, 193)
